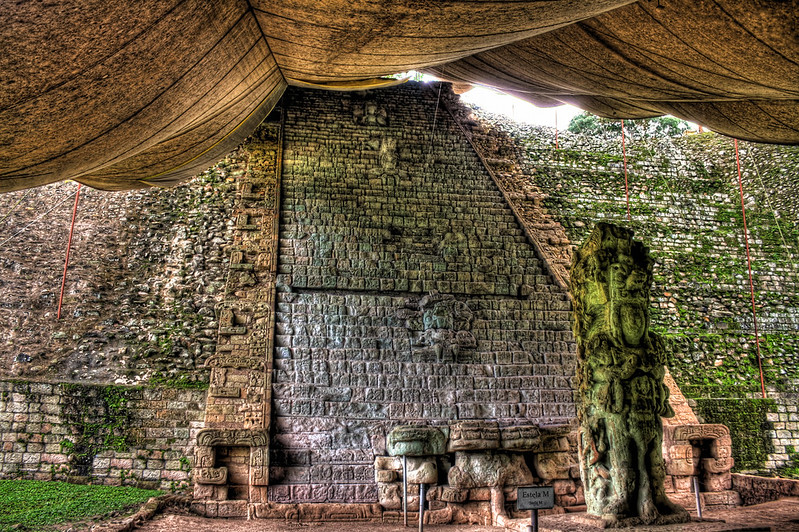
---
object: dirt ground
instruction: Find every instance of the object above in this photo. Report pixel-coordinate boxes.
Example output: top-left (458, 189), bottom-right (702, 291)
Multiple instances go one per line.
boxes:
top-left (132, 498), bottom-right (799, 532)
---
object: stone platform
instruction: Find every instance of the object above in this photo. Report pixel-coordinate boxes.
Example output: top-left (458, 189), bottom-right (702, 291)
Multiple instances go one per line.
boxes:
top-left (129, 497), bottom-right (799, 532)
top-left (502, 497), bottom-right (799, 532)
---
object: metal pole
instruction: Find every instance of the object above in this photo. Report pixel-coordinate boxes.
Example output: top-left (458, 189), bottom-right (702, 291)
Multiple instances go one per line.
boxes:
top-left (403, 456), bottom-right (408, 527)
top-left (418, 482), bottom-right (425, 532)
top-left (693, 476), bottom-right (703, 518)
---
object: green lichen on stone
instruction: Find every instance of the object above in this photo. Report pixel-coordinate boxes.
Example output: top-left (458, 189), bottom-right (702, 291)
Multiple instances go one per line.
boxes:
top-left (778, 446), bottom-right (799, 479)
top-left (691, 397), bottom-right (776, 472)
top-left (59, 384), bottom-right (140, 476)
top-left (387, 425), bottom-right (447, 457)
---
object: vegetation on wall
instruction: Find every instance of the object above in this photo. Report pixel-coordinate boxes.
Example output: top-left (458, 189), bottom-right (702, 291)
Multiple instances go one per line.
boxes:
top-left (778, 446), bottom-right (799, 479)
top-left (0, 160), bottom-right (237, 385)
top-left (525, 129), bottom-right (799, 396)
top-left (471, 105), bottom-right (799, 472)
top-left (59, 384), bottom-right (139, 476)
top-left (691, 398), bottom-right (776, 471)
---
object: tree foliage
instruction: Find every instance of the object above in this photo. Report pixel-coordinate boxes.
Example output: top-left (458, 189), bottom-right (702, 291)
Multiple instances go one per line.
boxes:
top-left (568, 112), bottom-right (690, 138)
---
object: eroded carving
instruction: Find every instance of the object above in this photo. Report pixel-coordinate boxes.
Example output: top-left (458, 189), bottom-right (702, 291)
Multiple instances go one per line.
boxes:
top-left (218, 305), bottom-right (247, 336)
top-left (196, 466), bottom-right (228, 485)
top-left (353, 101), bottom-right (388, 126)
top-left (250, 446), bottom-right (270, 486)
top-left (664, 423), bottom-right (734, 491)
top-left (448, 421), bottom-right (499, 452)
top-left (196, 429), bottom-right (269, 447)
top-left (670, 424), bottom-right (729, 442)
top-left (571, 223), bottom-right (689, 526)
top-left (448, 452), bottom-right (533, 489)
top-left (500, 425), bottom-right (541, 451)
top-left (195, 445), bottom-right (215, 468)
top-left (403, 292), bottom-right (476, 363)
top-left (205, 356), bottom-right (266, 371)
top-left (387, 425), bottom-right (446, 457)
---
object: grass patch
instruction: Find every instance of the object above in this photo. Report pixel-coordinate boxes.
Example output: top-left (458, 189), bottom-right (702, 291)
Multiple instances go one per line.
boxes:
top-left (0, 479), bottom-right (160, 531)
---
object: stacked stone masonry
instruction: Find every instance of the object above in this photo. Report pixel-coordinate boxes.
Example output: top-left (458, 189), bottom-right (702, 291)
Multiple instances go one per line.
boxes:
top-left (194, 114), bottom-right (284, 505)
top-left (0, 380), bottom-right (204, 491)
top-left (2, 83), bottom-right (797, 519)
top-left (0, 163), bottom-right (240, 385)
top-left (265, 85), bottom-right (577, 511)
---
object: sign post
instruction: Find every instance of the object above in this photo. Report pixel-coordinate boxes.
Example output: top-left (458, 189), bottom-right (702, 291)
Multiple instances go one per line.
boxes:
top-left (418, 482), bottom-right (426, 532)
top-left (517, 486), bottom-right (555, 532)
top-left (402, 456), bottom-right (408, 527)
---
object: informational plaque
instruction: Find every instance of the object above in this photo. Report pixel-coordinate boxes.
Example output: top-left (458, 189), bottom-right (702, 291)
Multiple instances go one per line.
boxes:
top-left (517, 486), bottom-right (555, 510)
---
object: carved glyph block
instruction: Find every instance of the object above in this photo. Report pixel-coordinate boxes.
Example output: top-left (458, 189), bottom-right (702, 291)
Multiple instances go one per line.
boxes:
top-left (387, 425), bottom-right (446, 456)
top-left (500, 425), bottom-right (541, 451)
top-left (666, 444), bottom-right (695, 476)
top-left (250, 446), bottom-right (270, 486)
top-left (448, 420), bottom-right (500, 452)
top-left (195, 466), bottom-right (228, 485)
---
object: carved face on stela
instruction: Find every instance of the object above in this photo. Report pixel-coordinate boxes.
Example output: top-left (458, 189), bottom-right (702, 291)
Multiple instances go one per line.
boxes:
top-left (608, 255), bottom-right (650, 301)
top-left (607, 252), bottom-right (650, 348)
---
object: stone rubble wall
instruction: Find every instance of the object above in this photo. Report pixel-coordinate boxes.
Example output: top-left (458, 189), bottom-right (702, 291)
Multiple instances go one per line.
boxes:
top-left (731, 473), bottom-right (799, 505)
top-left (464, 105), bottom-right (799, 472)
top-left (0, 379), bottom-right (205, 490)
top-left (0, 159), bottom-right (244, 386)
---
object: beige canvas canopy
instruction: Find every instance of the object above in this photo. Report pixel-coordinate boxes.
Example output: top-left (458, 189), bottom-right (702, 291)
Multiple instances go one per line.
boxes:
top-left (1, 0), bottom-right (796, 192)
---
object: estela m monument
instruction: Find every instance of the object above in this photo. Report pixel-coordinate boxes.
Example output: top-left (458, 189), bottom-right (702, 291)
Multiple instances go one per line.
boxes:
top-left (571, 223), bottom-right (691, 527)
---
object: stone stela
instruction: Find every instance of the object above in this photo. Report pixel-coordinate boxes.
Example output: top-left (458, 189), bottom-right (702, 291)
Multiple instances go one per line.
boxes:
top-left (571, 223), bottom-right (690, 527)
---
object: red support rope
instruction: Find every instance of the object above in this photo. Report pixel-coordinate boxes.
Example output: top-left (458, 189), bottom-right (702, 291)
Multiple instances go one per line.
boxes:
top-left (57, 183), bottom-right (81, 320)
top-left (735, 139), bottom-right (766, 398)
top-left (622, 119), bottom-right (630, 222)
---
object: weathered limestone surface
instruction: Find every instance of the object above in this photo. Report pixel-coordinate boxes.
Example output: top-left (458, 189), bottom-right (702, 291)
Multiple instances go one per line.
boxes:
top-left (0, 169), bottom-right (238, 384)
top-left (194, 113), bottom-right (284, 506)
top-left (0, 380), bottom-right (203, 490)
top-left (269, 85), bottom-right (577, 505)
top-left (571, 223), bottom-right (689, 527)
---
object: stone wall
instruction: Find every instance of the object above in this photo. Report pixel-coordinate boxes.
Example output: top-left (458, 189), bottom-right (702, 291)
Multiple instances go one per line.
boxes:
top-left (732, 473), bottom-right (799, 505)
top-left (267, 85), bottom-right (577, 506)
top-left (0, 379), bottom-right (204, 491)
top-left (1, 80), bottom-right (797, 509)
top-left (0, 159), bottom-right (243, 386)
top-left (464, 106), bottom-right (799, 472)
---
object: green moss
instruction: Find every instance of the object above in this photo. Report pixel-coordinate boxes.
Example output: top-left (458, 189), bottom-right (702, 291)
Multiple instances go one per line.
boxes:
top-left (0, 479), bottom-right (160, 531)
top-left (59, 384), bottom-right (141, 475)
top-left (777, 446), bottom-right (799, 479)
top-left (480, 111), bottom-right (799, 473)
top-left (148, 372), bottom-right (209, 390)
top-left (691, 397), bottom-right (776, 471)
